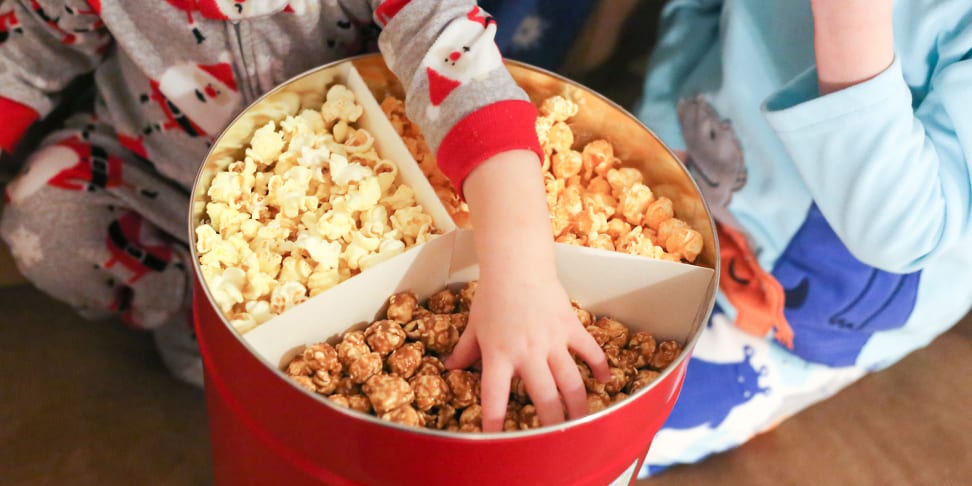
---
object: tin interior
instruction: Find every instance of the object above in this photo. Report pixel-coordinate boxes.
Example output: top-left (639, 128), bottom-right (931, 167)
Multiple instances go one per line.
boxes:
top-left (188, 54), bottom-right (719, 440)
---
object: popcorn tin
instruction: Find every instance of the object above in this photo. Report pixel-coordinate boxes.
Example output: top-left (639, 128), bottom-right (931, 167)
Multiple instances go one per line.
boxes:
top-left (189, 54), bottom-right (718, 486)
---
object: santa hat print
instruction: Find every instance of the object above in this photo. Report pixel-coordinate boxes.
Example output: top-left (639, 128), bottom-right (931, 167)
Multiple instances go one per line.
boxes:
top-left (426, 65), bottom-right (461, 107)
top-left (197, 62), bottom-right (239, 93)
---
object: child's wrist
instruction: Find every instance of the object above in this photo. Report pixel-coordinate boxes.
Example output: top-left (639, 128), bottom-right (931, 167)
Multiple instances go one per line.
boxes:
top-left (811, 0), bottom-right (894, 94)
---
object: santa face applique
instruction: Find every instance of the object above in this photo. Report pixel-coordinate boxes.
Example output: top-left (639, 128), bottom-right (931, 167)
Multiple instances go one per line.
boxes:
top-left (143, 60), bottom-right (242, 140)
top-left (421, 6), bottom-right (504, 119)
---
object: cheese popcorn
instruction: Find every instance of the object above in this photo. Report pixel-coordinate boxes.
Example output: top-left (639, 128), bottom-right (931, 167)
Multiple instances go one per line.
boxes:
top-left (196, 83), bottom-right (439, 333)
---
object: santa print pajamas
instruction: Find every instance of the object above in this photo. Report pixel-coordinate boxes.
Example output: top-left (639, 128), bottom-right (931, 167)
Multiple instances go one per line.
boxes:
top-left (0, 0), bottom-right (542, 386)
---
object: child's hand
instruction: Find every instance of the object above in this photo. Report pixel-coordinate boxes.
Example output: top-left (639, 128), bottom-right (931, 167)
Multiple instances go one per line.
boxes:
top-left (445, 265), bottom-right (610, 432)
top-left (446, 149), bottom-right (611, 432)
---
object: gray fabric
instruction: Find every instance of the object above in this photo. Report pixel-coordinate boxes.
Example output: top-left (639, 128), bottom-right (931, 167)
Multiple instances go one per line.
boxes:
top-left (0, 0), bottom-right (521, 383)
top-left (378, 0), bottom-right (531, 149)
top-left (0, 118), bottom-right (191, 329)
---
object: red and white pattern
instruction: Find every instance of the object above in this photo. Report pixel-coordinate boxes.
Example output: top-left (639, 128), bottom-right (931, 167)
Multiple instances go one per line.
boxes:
top-left (0, 5), bottom-right (23, 44)
top-left (29, 0), bottom-right (77, 44)
top-left (104, 211), bottom-right (174, 284)
top-left (421, 6), bottom-right (503, 119)
top-left (142, 59), bottom-right (241, 140)
top-left (6, 136), bottom-right (123, 203)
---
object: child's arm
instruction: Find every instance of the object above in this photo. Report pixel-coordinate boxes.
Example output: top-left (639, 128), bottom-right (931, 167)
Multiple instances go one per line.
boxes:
top-left (449, 151), bottom-right (611, 431)
top-left (763, 0), bottom-right (972, 273)
top-left (371, 0), bottom-right (610, 431)
top-left (636, 0), bottom-right (724, 148)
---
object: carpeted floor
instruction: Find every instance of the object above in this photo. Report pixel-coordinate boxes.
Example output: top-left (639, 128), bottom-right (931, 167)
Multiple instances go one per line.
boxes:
top-left (2, 276), bottom-right (969, 485)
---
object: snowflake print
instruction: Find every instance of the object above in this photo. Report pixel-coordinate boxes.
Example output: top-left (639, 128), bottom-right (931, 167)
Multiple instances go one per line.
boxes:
top-left (511, 14), bottom-right (545, 52)
top-left (7, 225), bottom-right (43, 268)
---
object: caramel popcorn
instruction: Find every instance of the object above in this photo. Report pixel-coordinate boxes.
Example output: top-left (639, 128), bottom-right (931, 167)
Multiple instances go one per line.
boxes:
top-left (347, 394), bottom-right (372, 414)
top-left (405, 315), bottom-right (459, 354)
top-left (365, 320), bottom-right (407, 356)
top-left (503, 403), bottom-right (522, 431)
top-left (335, 330), bottom-right (370, 368)
top-left (510, 376), bottom-right (529, 404)
top-left (650, 340), bottom-right (683, 370)
top-left (382, 404), bottom-right (424, 427)
top-left (426, 288), bottom-right (458, 314)
top-left (292, 375), bottom-right (315, 393)
top-left (445, 369), bottom-right (480, 409)
top-left (311, 369), bottom-right (339, 395)
top-left (283, 283), bottom-right (684, 433)
top-left (588, 393), bottom-right (611, 414)
top-left (386, 291), bottom-right (418, 323)
top-left (387, 342), bottom-right (425, 379)
top-left (457, 281), bottom-right (477, 312)
top-left (626, 369), bottom-right (661, 394)
top-left (348, 352), bottom-right (383, 384)
top-left (459, 404), bottom-right (483, 433)
top-left (627, 332), bottom-right (657, 369)
top-left (363, 374), bottom-right (415, 415)
top-left (415, 356), bottom-right (446, 377)
top-left (196, 84), bottom-right (440, 334)
top-left (604, 367), bottom-right (631, 395)
top-left (519, 404), bottom-right (541, 430)
top-left (410, 374), bottom-right (451, 412)
top-left (303, 343), bottom-right (341, 375)
top-left (587, 317), bottom-right (630, 348)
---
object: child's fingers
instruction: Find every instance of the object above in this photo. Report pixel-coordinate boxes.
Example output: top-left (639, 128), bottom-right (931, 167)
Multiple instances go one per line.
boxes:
top-left (569, 328), bottom-right (611, 382)
top-left (443, 330), bottom-right (480, 370)
top-left (522, 359), bottom-right (566, 427)
top-left (479, 358), bottom-right (513, 433)
top-left (549, 350), bottom-right (588, 420)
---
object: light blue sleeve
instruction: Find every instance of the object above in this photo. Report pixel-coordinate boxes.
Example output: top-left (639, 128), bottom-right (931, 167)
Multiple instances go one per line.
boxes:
top-left (763, 58), bottom-right (972, 273)
top-left (635, 0), bottom-right (724, 149)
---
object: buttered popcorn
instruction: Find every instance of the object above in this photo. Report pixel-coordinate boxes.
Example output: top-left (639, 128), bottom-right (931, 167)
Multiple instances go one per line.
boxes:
top-left (196, 84), bottom-right (439, 333)
top-left (284, 283), bottom-right (684, 433)
top-left (382, 94), bottom-right (703, 264)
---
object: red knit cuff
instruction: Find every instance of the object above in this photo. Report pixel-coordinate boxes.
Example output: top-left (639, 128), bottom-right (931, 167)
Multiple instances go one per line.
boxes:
top-left (374, 0), bottom-right (412, 26)
top-left (0, 97), bottom-right (39, 153)
top-left (437, 100), bottom-right (543, 196)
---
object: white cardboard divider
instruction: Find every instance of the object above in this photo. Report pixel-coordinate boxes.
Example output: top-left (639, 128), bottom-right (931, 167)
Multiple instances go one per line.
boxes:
top-left (247, 228), bottom-right (714, 368)
top-left (344, 65), bottom-right (456, 234)
top-left (239, 63), bottom-right (715, 370)
top-left (448, 230), bottom-right (714, 343)
top-left (244, 232), bottom-right (459, 365)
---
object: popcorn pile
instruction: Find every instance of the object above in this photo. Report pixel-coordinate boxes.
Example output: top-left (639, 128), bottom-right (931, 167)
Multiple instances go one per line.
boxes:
top-left (538, 96), bottom-right (702, 262)
top-left (285, 282), bottom-right (683, 433)
top-left (380, 97), bottom-right (470, 228)
top-left (196, 84), bottom-right (439, 333)
top-left (381, 95), bottom-right (703, 263)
